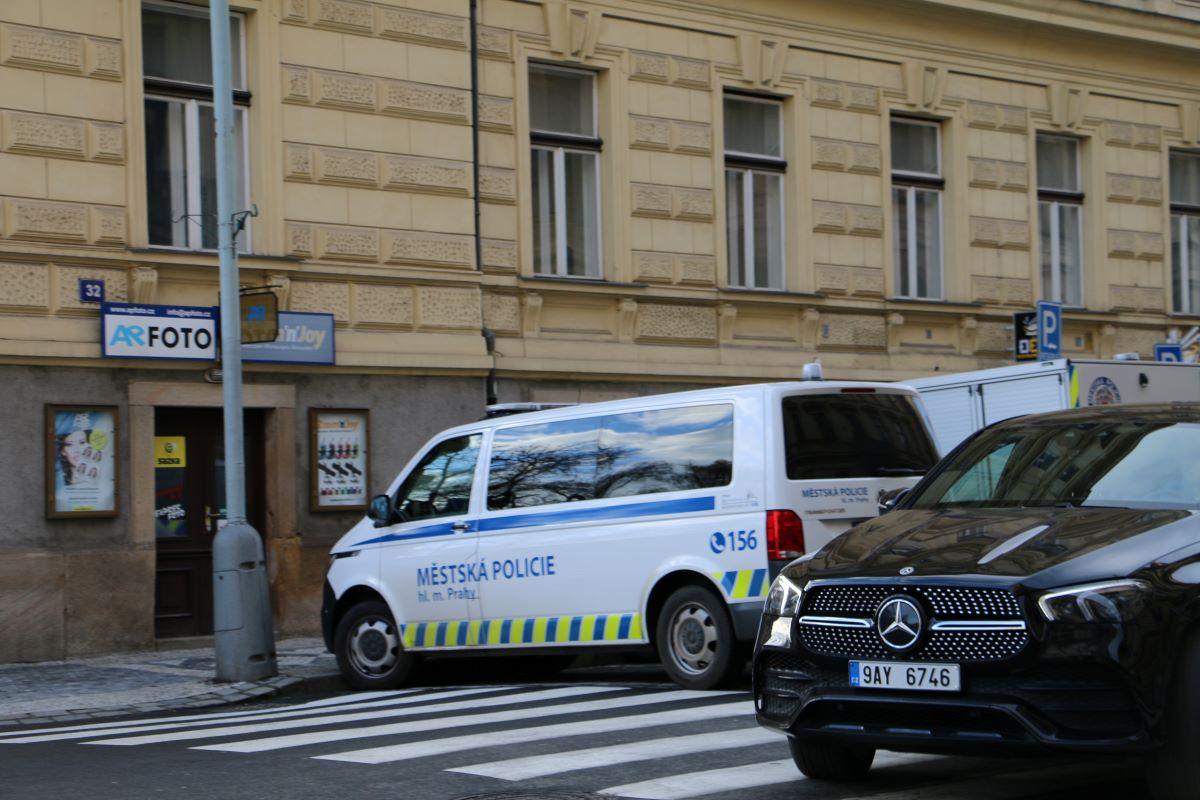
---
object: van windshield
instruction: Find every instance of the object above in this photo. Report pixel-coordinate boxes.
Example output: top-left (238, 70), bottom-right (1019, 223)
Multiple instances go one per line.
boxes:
top-left (782, 393), bottom-right (938, 480)
top-left (909, 419), bottom-right (1200, 510)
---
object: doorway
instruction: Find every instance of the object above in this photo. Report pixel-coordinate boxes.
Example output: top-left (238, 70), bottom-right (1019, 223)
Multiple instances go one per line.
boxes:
top-left (153, 408), bottom-right (266, 639)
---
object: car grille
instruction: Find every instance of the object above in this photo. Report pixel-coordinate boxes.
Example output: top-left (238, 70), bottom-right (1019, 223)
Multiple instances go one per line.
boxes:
top-left (797, 583), bottom-right (1029, 664)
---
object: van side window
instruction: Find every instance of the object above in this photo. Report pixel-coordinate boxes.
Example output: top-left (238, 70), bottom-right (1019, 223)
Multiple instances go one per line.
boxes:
top-left (486, 404), bottom-right (734, 511)
top-left (596, 405), bottom-right (733, 498)
top-left (393, 434), bottom-right (481, 521)
top-left (487, 418), bottom-right (600, 510)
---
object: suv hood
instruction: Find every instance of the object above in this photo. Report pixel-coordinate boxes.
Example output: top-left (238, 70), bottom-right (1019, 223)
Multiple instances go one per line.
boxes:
top-left (797, 506), bottom-right (1195, 589)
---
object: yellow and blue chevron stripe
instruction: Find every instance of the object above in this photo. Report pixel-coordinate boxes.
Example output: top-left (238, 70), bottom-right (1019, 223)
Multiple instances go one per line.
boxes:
top-left (401, 612), bottom-right (643, 649)
top-left (713, 568), bottom-right (769, 600)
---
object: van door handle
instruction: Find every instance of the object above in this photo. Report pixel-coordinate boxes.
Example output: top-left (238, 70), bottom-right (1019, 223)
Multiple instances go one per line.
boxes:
top-left (451, 521), bottom-right (471, 533)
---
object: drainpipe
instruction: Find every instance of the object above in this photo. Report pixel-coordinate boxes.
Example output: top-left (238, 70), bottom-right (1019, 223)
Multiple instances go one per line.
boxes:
top-left (470, 0), bottom-right (499, 406)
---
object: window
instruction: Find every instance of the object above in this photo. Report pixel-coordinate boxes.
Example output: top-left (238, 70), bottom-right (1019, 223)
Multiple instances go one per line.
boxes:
top-left (529, 64), bottom-right (601, 278)
top-left (1037, 134), bottom-right (1084, 306)
top-left (142, 1), bottom-right (250, 251)
top-left (891, 118), bottom-right (943, 299)
top-left (724, 94), bottom-right (785, 289)
top-left (781, 393), bottom-right (939, 480)
top-left (1170, 151), bottom-right (1200, 314)
top-left (392, 434), bottom-right (481, 521)
top-left (487, 404), bottom-right (734, 510)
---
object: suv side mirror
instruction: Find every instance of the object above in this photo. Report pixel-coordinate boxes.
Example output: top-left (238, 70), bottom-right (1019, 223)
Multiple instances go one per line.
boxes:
top-left (878, 487), bottom-right (910, 515)
top-left (368, 494), bottom-right (393, 527)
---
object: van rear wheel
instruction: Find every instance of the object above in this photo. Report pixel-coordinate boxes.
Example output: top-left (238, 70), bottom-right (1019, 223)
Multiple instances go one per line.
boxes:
top-left (334, 600), bottom-right (416, 690)
top-left (655, 585), bottom-right (741, 690)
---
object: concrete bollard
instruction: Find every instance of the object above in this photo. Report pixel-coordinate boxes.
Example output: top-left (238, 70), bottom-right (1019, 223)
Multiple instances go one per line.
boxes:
top-left (213, 519), bottom-right (278, 682)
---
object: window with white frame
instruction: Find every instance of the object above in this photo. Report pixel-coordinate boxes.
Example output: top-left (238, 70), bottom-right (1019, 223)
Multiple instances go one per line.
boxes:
top-left (891, 118), bottom-right (943, 299)
top-left (724, 94), bottom-right (785, 290)
top-left (1036, 134), bottom-right (1084, 307)
top-left (142, 1), bottom-right (250, 252)
top-left (1170, 150), bottom-right (1200, 315)
top-left (529, 64), bottom-right (601, 278)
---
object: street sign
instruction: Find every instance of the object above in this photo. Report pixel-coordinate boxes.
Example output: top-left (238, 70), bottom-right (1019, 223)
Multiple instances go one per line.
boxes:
top-left (239, 291), bottom-right (278, 344)
top-left (101, 303), bottom-right (217, 361)
top-left (1013, 311), bottom-right (1038, 362)
top-left (79, 279), bottom-right (104, 304)
top-left (1037, 300), bottom-right (1062, 359)
top-left (242, 312), bottom-right (336, 365)
top-left (1155, 343), bottom-right (1184, 363)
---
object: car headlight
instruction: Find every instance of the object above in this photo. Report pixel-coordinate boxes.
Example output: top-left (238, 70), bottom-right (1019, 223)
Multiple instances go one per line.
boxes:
top-left (764, 575), bottom-right (803, 617)
top-left (1037, 579), bottom-right (1149, 623)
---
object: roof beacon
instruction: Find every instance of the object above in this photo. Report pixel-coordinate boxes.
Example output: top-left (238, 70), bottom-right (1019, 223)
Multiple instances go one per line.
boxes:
top-left (801, 360), bottom-right (824, 381)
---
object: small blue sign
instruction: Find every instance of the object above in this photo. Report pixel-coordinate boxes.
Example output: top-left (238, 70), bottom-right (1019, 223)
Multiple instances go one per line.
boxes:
top-left (241, 312), bottom-right (335, 365)
top-left (1037, 300), bottom-right (1063, 359)
top-left (1155, 343), bottom-right (1184, 363)
top-left (79, 279), bottom-right (105, 304)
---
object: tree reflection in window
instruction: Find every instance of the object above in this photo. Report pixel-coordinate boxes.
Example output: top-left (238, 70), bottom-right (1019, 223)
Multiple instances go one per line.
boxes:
top-left (393, 434), bottom-right (481, 521)
top-left (487, 404), bottom-right (733, 511)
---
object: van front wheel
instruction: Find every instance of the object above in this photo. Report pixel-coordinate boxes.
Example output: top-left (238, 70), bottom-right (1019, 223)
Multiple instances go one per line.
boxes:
top-left (655, 585), bottom-right (741, 690)
top-left (334, 600), bottom-right (416, 690)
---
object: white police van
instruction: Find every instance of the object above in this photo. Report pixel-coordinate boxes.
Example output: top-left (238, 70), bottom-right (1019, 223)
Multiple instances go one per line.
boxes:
top-left (322, 379), bottom-right (938, 689)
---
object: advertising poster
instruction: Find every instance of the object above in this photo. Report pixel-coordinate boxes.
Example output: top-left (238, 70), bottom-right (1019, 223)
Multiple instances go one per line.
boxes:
top-left (47, 405), bottom-right (118, 518)
top-left (154, 436), bottom-right (187, 538)
top-left (311, 409), bottom-right (369, 511)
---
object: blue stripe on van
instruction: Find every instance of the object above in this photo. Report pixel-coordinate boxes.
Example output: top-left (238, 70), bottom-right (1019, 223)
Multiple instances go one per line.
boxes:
top-left (748, 569), bottom-right (768, 598)
top-left (479, 620), bottom-right (491, 644)
top-left (415, 622), bottom-right (427, 646)
top-left (569, 616), bottom-right (582, 642)
top-left (617, 614), bottom-right (631, 640)
top-left (434, 623), bottom-right (447, 647)
top-left (546, 617), bottom-right (559, 642)
top-left (456, 623), bottom-right (468, 646)
top-left (592, 615), bottom-right (607, 640)
top-left (500, 618), bottom-right (513, 645)
top-left (721, 571), bottom-right (738, 595)
top-left (352, 495), bottom-right (715, 547)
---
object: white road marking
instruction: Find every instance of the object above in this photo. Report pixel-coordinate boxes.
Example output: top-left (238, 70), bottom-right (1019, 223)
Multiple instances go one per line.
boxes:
top-left (449, 726), bottom-right (783, 780)
top-left (317, 700), bottom-right (749, 764)
top-left (196, 690), bottom-right (734, 754)
top-left (84, 685), bottom-right (617, 747)
top-left (1, 686), bottom-right (509, 745)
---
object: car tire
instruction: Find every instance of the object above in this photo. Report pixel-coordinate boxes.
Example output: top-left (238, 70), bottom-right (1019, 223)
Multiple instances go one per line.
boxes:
top-left (334, 600), bottom-right (416, 690)
top-left (1146, 631), bottom-right (1200, 800)
top-left (788, 736), bottom-right (875, 780)
top-left (655, 585), bottom-right (741, 690)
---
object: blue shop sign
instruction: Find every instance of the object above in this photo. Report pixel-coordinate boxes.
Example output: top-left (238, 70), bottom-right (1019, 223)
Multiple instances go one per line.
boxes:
top-left (241, 312), bottom-right (336, 366)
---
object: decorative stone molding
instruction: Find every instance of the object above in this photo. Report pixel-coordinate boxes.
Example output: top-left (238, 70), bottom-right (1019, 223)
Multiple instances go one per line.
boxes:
top-left (286, 223), bottom-right (314, 258)
top-left (1184, 103), bottom-right (1200, 147)
top-left (809, 80), bottom-right (879, 113)
top-left (478, 167), bottom-right (517, 204)
top-left (477, 26), bottom-right (513, 61)
top-left (316, 226), bottom-right (380, 263)
top-left (737, 34), bottom-right (786, 89)
top-left (971, 275), bottom-right (1033, 307)
top-left (1048, 82), bottom-right (1089, 130)
top-left (718, 304), bottom-right (738, 343)
top-left (617, 298), bottom-right (638, 342)
top-left (800, 308), bottom-right (821, 350)
top-left (964, 101), bottom-right (1027, 133)
top-left (285, 143), bottom-right (471, 196)
top-left (628, 50), bottom-right (712, 89)
top-left (0, 112), bottom-right (127, 164)
top-left (481, 238), bottom-right (517, 272)
top-left (674, 188), bottom-right (714, 221)
top-left (959, 316), bottom-right (979, 356)
top-left (353, 283), bottom-right (414, 327)
top-left (631, 183), bottom-right (712, 220)
top-left (544, 1), bottom-right (602, 61)
top-left (635, 303), bottom-right (717, 343)
top-left (483, 292), bottom-right (520, 335)
top-left (814, 264), bottom-right (884, 297)
top-left (812, 201), bottom-right (883, 237)
top-left (477, 95), bottom-right (514, 131)
top-left (811, 138), bottom-right (881, 174)
top-left (629, 116), bottom-right (712, 155)
top-left (678, 255), bottom-right (716, 285)
top-left (1103, 121), bottom-right (1162, 150)
top-left (1109, 285), bottom-right (1165, 313)
top-left (385, 230), bottom-right (474, 268)
top-left (1106, 174), bottom-right (1163, 206)
top-left (633, 251), bottom-right (673, 283)
top-left (967, 158), bottom-right (1028, 191)
top-left (1114, 326), bottom-right (1162, 358)
top-left (283, 0), bottom-right (309, 23)
top-left (377, 6), bottom-right (467, 49)
top-left (632, 251), bottom-right (715, 286)
top-left (903, 61), bottom-right (947, 111)
top-left (314, 0), bottom-right (373, 33)
top-left (382, 154), bottom-right (470, 195)
top-left (886, 312), bottom-right (905, 354)
top-left (267, 273), bottom-right (292, 310)
top-left (289, 280), bottom-right (351, 321)
top-left (285, 223), bottom-right (477, 268)
top-left (416, 286), bottom-right (479, 330)
top-left (315, 146), bottom-right (379, 187)
top-left (0, 262), bottom-right (50, 310)
top-left (128, 266), bottom-right (158, 305)
top-left (87, 205), bottom-right (127, 246)
top-left (0, 24), bottom-right (122, 80)
top-left (282, 65), bottom-right (470, 124)
top-left (976, 321), bottom-right (1013, 355)
top-left (1099, 323), bottom-right (1118, 359)
top-left (2, 198), bottom-right (87, 244)
top-left (969, 216), bottom-right (1030, 250)
top-left (88, 122), bottom-right (125, 163)
top-left (816, 313), bottom-right (888, 351)
top-left (286, 0), bottom-right (471, 52)
top-left (1108, 229), bottom-right (1164, 261)
top-left (521, 292), bottom-right (543, 337)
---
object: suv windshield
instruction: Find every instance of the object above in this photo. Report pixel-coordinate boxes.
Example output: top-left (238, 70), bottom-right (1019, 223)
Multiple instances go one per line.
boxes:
top-left (782, 393), bottom-right (938, 480)
top-left (910, 418), bottom-right (1200, 510)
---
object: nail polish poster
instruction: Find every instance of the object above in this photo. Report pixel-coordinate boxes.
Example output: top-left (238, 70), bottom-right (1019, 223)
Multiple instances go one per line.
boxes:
top-left (47, 406), bottom-right (118, 517)
top-left (311, 409), bottom-right (368, 511)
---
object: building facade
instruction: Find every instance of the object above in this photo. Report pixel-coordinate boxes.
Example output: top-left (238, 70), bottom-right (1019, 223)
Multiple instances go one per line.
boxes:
top-left (1, 0), bottom-right (1199, 661)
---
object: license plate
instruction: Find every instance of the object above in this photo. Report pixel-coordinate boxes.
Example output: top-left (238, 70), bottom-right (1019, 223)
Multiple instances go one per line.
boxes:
top-left (849, 660), bottom-right (961, 692)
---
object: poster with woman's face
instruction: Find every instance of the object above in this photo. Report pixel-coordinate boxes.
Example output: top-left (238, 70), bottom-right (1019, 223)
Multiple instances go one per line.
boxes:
top-left (51, 408), bottom-right (117, 515)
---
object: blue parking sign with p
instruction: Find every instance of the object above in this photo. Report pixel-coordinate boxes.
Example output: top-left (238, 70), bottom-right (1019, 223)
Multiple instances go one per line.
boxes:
top-left (1155, 343), bottom-right (1184, 363)
top-left (1037, 300), bottom-right (1062, 359)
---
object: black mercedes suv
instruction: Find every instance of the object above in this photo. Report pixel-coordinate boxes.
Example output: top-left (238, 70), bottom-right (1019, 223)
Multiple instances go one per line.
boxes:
top-left (753, 404), bottom-right (1200, 800)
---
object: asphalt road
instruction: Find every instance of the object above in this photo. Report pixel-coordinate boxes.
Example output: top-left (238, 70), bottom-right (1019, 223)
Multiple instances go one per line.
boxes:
top-left (0, 664), bottom-right (1148, 800)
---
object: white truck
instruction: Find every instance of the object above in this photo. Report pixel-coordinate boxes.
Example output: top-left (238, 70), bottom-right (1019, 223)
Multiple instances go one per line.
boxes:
top-left (904, 358), bottom-right (1200, 454)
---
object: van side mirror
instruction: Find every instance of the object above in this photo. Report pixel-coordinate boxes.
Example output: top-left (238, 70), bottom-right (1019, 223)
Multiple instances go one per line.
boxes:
top-left (368, 494), bottom-right (393, 527)
top-left (878, 487), bottom-right (910, 515)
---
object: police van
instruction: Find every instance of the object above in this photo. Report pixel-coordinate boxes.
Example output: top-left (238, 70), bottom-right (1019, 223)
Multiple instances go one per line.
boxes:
top-left (322, 378), bottom-right (938, 689)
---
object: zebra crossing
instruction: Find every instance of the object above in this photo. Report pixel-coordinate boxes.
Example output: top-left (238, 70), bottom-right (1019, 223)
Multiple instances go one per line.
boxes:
top-left (0, 682), bottom-right (1127, 799)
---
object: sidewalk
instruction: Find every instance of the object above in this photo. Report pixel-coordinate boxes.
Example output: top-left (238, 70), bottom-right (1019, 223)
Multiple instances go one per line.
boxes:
top-left (0, 637), bottom-right (341, 727)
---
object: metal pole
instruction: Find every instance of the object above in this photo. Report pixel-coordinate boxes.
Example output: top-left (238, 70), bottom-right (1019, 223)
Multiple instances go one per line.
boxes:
top-left (210, 0), bottom-right (276, 682)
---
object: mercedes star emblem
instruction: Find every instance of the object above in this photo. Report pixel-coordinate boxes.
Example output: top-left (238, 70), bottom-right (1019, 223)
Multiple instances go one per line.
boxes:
top-left (876, 596), bottom-right (923, 651)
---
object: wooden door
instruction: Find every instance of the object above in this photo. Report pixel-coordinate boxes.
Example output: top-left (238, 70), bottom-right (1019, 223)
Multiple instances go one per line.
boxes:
top-left (154, 408), bottom-right (266, 638)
